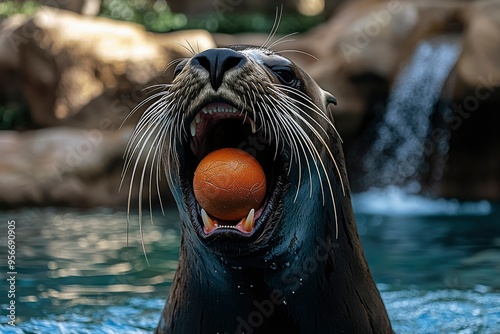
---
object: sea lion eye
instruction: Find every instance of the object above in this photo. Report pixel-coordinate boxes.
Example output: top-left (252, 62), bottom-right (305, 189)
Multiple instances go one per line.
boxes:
top-left (271, 66), bottom-right (297, 86)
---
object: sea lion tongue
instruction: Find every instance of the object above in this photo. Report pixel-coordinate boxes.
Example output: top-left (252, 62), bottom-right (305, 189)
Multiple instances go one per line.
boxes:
top-left (193, 148), bottom-right (266, 233)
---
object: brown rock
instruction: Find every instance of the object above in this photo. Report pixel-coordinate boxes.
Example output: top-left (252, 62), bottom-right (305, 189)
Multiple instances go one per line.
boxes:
top-left (42, 0), bottom-right (102, 16)
top-left (453, 1), bottom-right (500, 100)
top-left (169, 0), bottom-right (332, 16)
top-left (0, 7), bottom-right (216, 129)
top-left (215, 1), bottom-right (500, 200)
top-left (0, 126), bottom-right (171, 208)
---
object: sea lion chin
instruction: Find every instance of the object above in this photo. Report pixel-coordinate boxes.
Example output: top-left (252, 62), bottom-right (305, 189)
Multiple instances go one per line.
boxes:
top-left (125, 46), bottom-right (393, 333)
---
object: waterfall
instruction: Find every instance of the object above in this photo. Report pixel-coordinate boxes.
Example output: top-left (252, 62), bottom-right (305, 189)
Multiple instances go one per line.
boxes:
top-left (360, 37), bottom-right (461, 191)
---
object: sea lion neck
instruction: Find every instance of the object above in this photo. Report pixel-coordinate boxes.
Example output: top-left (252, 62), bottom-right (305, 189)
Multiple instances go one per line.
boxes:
top-left (158, 233), bottom-right (298, 334)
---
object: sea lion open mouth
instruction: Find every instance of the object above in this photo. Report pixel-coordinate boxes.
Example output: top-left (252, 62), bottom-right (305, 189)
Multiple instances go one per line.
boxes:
top-left (183, 101), bottom-right (287, 240)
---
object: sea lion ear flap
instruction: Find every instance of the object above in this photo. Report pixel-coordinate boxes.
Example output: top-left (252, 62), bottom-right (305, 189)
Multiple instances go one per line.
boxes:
top-left (323, 90), bottom-right (337, 121)
top-left (325, 91), bottom-right (337, 106)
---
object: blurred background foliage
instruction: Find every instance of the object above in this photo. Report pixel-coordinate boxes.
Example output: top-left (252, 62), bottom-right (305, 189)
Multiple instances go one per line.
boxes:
top-left (0, 0), bottom-right (324, 34)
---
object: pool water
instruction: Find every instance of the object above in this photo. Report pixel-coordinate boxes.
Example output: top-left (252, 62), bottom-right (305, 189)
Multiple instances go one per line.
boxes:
top-left (1, 189), bottom-right (499, 333)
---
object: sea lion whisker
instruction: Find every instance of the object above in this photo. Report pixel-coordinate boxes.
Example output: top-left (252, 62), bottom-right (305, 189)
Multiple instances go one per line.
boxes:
top-left (125, 116), bottom-right (170, 265)
top-left (273, 84), bottom-right (328, 116)
top-left (279, 108), bottom-right (339, 237)
top-left (163, 58), bottom-right (187, 74)
top-left (124, 113), bottom-right (165, 202)
top-left (272, 99), bottom-right (319, 200)
top-left (154, 137), bottom-right (166, 216)
top-left (142, 84), bottom-right (172, 92)
top-left (141, 117), bottom-right (169, 242)
top-left (261, 103), bottom-right (281, 160)
top-left (122, 99), bottom-right (172, 183)
top-left (262, 96), bottom-right (298, 176)
top-left (163, 118), bottom-right (182, 186)
top-left (256, 101), bottom-right (280, 159)
top-left (275, 49), bottom-right (319, 61)
top-left (266, 32), bottom-right (299, 50)
top-left (121, 110), bottom-right (167, 184)
top-left (271, 89), bottom-right (331, 139)
top-left (264, 105), bottom-right (291, 170)
top-left (263, 98), bottom-right (308, 200)
top-left (274, 85), bottom-right (335, 128)
top-left (149, 119), bottom-right (171, 219)
top-left (122, 96), bottom-right (175, 159)
top-left (120, 90), bottom-right (172, 129)
top-left (284, 100), bottom-right (346, 200)
top-left (183, 39), bottom-right (197, 56)
top-left (271, 95), bottom-right (337, 208)
top-left (269, 90), bottom-right (346, 197)
top-left (276, 113), bottom-right (316, 201)
top-left (249, 89), bottom-right (260, 128)
top-left (261, 5), bottom-right (283, 49)
top-left (122, 100), bottom-right (174, 172)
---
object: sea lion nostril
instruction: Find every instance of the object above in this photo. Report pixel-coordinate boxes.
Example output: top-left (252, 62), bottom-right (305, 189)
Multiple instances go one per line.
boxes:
top-left (191, 48), bottom-right (247, 90)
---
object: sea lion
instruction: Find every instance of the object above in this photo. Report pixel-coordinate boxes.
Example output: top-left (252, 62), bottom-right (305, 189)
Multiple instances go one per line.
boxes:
top-left (125, 45), bottom-right (393, 333)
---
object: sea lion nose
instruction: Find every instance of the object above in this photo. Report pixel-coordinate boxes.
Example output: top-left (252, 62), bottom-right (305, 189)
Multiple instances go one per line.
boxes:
top-left (191, 48), bottom-right (247, 91)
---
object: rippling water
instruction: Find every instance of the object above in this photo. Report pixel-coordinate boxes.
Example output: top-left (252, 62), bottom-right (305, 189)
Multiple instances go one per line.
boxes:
top-left (1, 191), bottom-right (499, 333)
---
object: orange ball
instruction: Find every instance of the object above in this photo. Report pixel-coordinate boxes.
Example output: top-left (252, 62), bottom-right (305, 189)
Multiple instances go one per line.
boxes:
top-left (193, 148), bottom-right (266, 221)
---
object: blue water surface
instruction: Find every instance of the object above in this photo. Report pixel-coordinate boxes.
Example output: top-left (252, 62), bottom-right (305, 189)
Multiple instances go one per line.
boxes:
top-left (1, 189), bottom-right (499, 333)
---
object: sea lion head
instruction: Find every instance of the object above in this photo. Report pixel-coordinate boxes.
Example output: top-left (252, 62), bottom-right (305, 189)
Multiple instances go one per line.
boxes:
top-left (125, 46), bottom-right (344, 264)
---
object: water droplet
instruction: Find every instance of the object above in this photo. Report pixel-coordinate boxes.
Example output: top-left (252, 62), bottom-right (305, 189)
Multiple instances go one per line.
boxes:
top-left (249, 285), bottom-right (254, 288)
top-left (270, 263), bottom-right (277, 270)
top-left (283, 300), bottom-right (287, 305)
top-left (285, 262), bottom-right (290, 267)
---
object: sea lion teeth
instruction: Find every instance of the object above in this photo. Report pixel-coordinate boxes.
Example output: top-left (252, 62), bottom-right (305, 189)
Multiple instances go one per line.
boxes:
top-left (201, 208), bottom-right (214, 232)
top-left (190, 120), bottom-right (196, 137)
top-left (195, 113), bottom-right (201, 123)
top-left (243, 208), bottom-right (254, 232)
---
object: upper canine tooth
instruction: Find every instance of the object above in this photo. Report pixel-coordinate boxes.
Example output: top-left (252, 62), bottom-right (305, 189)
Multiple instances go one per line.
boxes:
top-left (201, 208), bottom-right (215, 232)
top-left (195, 113), bottom-right (201, 123)
top-left (243, 208), bottom-right (255, 232)
top-left (190, 120), bottom-right (196, 137)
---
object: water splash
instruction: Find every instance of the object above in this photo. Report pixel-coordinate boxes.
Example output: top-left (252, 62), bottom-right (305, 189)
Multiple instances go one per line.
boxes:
top-left (361, 38), bottom-right (461, 188)
top-left (352, 186), bottom-right (492, 217)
